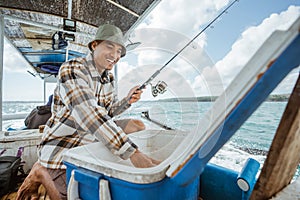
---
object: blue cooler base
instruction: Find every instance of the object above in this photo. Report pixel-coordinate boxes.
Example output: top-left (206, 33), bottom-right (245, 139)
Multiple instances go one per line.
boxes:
top-left (65, 162), bottom-right (200, 200)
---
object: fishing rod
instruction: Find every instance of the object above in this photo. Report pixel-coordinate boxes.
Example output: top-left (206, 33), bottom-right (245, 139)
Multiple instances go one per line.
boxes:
top-left (141, 111), bottom-right (173, 130)
top-left (139, 0), bottom-right (239, 90)
top-left (113, 0), bottom-right (239, 115)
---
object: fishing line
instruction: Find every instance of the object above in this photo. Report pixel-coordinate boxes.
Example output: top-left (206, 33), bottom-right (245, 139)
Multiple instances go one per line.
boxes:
top-left (113, 0), bottom-right (239, 115)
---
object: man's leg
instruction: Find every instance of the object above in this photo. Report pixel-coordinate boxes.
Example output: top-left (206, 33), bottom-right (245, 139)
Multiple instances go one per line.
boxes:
top-left (115, 119), bottom-right (145, 134)
top-left (47, 169), bottom-right (67, 200)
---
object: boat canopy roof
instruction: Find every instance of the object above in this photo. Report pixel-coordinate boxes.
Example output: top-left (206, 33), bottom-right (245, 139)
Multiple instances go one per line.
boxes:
top-left (1, 0), bottom-right (158, 31)
top-left (0, 0), bottom-right (159, 78)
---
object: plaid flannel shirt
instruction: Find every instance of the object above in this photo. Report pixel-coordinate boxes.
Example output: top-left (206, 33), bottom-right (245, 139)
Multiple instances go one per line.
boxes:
top-left (38, 53), bottom-right (137, 169)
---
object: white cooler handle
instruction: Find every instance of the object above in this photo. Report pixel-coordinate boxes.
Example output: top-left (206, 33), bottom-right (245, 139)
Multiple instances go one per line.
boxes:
top-left (67, 169), bottom-right (111, 200)
top-left (67, 170), bottom-right (80, 200)
top-left (99, 179), bottom-right (112, 200)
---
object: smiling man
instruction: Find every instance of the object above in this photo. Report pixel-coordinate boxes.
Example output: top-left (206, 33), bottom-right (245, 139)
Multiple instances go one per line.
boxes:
top-left (17, 24), bottom-right (160, 200)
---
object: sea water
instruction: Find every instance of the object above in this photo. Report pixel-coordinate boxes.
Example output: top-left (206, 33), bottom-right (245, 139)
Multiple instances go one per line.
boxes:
top-left (2, 100), bottom-right (299, 180)
top-left (123, 100), bottom-right (300, 180)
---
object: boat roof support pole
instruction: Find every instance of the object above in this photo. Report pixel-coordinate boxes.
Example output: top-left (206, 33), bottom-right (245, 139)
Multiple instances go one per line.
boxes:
top-left (66, 43), bottom-right (69, 61)
top-left (65, 0), bottom-right (72, 63)
top-left (68, 0), bottom-right (72, 19)
top-left (0, 15), bottom-right (4, 131)
top-left (44, 80), bottom-right (46, 103)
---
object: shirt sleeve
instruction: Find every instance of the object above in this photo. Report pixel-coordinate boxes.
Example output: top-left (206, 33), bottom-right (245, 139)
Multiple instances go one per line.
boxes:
top-left (108, 95), bottom-right (131, 117)
top-left (58, 61), bottom-right (137, 160)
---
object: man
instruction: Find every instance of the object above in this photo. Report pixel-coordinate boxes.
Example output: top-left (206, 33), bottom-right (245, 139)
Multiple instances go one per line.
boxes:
top-left (17, 24), bottom-right (159, 200)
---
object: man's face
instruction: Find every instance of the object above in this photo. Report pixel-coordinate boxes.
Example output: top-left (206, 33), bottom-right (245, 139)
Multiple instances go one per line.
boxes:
top-left (92, 40), bottom-right (123, 73)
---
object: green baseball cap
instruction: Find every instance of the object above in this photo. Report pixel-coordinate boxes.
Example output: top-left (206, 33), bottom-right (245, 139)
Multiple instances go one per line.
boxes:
top-left (88, 24), bottom-right (126, 57)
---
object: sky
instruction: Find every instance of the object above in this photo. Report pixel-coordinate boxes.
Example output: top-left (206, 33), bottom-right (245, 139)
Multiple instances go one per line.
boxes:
top-left (2, 0), bottom-right (300, 101)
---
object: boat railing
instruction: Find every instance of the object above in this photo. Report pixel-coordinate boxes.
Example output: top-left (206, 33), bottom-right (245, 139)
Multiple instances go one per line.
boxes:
top-left (2, 113), bottom-right (28, 121)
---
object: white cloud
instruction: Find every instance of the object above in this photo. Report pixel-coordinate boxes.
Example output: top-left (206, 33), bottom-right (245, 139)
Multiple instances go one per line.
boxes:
top-left (121, 0), bottom-right (231, 98)
top-left (134, 0), bottom-right (229, 68)
top-left (141, 0), bottom-right (229, 33)
top-left (215, 5), bottom-right (300, 91)
top-left (3, 39), bottom-right (31, 73)
top-left (122, 3), bottom-right (300, 98)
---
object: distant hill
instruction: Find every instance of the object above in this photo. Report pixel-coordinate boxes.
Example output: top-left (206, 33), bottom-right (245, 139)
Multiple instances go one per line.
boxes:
top-left (266, 94), bottom-right (290, 102)
top-left (158, 96), bottom-right (217, 102)
top-left (157, 94), bottom-right (290, 102)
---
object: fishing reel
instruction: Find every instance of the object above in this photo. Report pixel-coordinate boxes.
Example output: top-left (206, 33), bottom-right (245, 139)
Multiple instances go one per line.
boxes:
top-left (150, 81), bottom-right (168, 97)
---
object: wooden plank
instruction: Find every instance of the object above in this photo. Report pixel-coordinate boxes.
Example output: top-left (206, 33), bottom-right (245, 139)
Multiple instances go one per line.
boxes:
top-left (0, 185), bottom-right (49, 200)
top-left (21, 24), bottom-right (54, 50)
top-left (250, 74), bottom-right (300, 200)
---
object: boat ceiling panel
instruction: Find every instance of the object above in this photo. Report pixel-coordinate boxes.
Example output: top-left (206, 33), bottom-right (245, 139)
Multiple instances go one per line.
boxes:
top-left (0, 0), bottom-right (157, 30)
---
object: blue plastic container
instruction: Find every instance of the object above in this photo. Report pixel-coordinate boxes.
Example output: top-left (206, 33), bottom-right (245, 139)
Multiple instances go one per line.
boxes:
top-left (63, 130), bottom-right (201, 200)
top-left (64, 162), bottom-right (200, 200)
top-left (63, 129), bottom-right (262, 200)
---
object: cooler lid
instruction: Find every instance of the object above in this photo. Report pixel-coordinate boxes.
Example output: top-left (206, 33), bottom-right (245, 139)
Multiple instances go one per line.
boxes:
top-left (165, 16), bottom-right (300, 178)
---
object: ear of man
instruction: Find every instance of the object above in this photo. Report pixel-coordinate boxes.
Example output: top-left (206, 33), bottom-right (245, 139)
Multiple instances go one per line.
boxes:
top-left (91, 41), bottom-right (98, 51)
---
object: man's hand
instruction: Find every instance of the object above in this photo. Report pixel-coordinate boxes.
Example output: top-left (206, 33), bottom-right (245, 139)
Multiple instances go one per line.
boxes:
top-left (16, 162), bottom-right (61, 200)
top-left (130, 149), bottom-right (161, 168)
top-left (127, 85), bottom-right (143, 104)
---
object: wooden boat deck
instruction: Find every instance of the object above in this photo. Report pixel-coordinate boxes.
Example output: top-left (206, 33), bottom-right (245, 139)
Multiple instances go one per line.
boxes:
top-left (0, 185), bottom-right (49, 200)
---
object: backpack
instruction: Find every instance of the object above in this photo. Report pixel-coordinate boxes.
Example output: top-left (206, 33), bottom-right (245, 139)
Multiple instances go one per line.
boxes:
top-left (0, 147), bottom-right (26, 197)
top-left (0, 156), bottom-right (21, 196)
top-left (24, 105), bottom-right (52, 129)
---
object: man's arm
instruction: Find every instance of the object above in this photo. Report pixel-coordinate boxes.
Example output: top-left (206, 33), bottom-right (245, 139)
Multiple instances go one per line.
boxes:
top-left (110, 85), bottom-right (143, 116)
